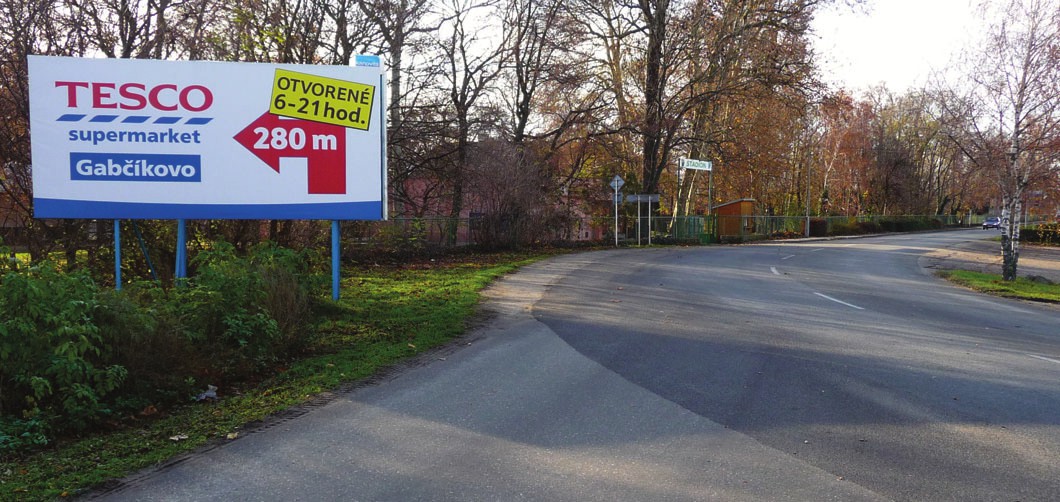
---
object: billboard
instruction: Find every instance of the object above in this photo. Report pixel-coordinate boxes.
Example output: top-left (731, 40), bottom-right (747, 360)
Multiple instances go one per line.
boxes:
top-left (28, 56), bottom-right (386, 220)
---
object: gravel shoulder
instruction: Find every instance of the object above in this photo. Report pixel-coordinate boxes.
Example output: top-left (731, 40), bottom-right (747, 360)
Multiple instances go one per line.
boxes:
top-left (920, 233), bottom-right (1060, 283)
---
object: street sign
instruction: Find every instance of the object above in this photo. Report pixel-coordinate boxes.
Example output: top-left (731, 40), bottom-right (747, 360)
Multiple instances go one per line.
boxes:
top-left (610, 175), bottom-right (625, 190)
top-left (613, 193), bottom-right (624, 204)
top-left (626, 194), bottom-right (660, 203)
top-left (680, 158), bottom-right (712, 171)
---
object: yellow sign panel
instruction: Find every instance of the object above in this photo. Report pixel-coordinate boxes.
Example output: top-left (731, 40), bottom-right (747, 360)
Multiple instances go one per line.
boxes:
top-left (269, 69), bottom-right (375, 130)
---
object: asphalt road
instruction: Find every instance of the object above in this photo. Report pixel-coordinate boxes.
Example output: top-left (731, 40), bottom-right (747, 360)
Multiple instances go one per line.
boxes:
top-left (97, 230), bottom-right (1060, 501)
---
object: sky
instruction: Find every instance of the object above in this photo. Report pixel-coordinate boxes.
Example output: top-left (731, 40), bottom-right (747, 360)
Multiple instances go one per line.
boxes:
top-left (811, 0), bottom-right (984, 94)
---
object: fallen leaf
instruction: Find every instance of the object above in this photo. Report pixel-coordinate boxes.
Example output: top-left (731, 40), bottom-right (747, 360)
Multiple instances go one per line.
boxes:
top-left (226, 432), bottom-right (239, 440)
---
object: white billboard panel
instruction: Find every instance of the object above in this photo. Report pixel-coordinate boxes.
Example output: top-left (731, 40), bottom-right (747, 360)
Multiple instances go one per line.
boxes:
top-left (29, 56), bottom-right (386, 220)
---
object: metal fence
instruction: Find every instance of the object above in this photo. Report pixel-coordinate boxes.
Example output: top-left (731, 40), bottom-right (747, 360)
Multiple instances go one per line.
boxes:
top-left (625, 214), bottom-right (976, 244)
top-left (346, 213), bottom-right (1022, 250)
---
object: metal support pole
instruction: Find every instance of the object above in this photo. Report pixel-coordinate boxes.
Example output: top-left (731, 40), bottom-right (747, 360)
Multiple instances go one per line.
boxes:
top-left (175, 219), bottom-right (187, 284)
top-left (637, 199), bottom-right (642, 246)
top-left (805, 164), bottom-right (811, 237)
top-left (114, 220), bottom-right (121, 290)
top-left (648, 200), bottom-right (652, 246)
top-left (332, 220), bottom-right (341, 301)
top-left (708, 170), bottom-right (713, 214)
top-left (614, 187), bottom-right (619, 247)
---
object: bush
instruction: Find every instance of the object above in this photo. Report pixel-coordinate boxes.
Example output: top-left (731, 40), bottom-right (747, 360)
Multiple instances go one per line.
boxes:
top-left (856, 221), bottom-right (882, 234)
top-left (1023, 222), bottom-right (1060, 246)
top-left (0, 241), bottom-right (324, 455)
top-left (186, 242), bottom-right (322, 376)
top-left (829, 220), bottom-right (859, 236)
top-left (0, 417), bottom-right (49, 452)
top-left (808, 218), bottom-right (828, 237)
top-left (0, 263), bottom-right (127, 434)
top-left (876, 217), bottom-right (940, 233)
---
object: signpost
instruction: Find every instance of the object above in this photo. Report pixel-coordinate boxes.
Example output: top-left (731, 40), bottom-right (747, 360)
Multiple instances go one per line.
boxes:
top-left (610, 175), bottom-right (624, 247)
top-left (679, 158), bottom-right (712, 171)
top-left (28, 56), bottom-right (387, 299)
top-left (679, 157), bottom-right (713, 214)
top-left (626, 194), bottom-right (660, 245)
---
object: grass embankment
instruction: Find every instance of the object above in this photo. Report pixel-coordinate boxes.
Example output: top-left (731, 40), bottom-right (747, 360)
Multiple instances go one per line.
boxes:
top-left (1, 253), bottom-right (542, 500)
top-left (940, 270), bottom-right (1060, 303)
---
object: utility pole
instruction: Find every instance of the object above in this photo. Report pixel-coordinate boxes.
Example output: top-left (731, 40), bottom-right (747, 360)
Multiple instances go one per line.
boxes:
top-left (805, 163), bottom-right (812, 237)
top-left (611, 175), bottom-right (624, 247)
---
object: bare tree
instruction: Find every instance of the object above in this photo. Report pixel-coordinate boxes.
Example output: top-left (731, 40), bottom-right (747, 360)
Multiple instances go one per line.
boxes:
top-left (66, 0), bottom-right (187, 59)
top-left (946, 0), bottom-right (1060, 280)
top-left (0, 0), bottom-right (102, 261)
top-left (355, 0), bottom-right (441, 128)
top-left (501, 0), bottom-right (565, 143)
top-left (435, 0), bottom-right (507, 242)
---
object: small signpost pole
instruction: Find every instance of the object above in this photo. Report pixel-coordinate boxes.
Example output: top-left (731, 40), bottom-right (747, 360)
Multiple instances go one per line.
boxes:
top-left (708, 168), bottom-right (713, 214)
top-left (636, 195), bottom-right (642, 246)
top-left (114, 220), bottom-right (121, 290)
top-left (611, 175), bottom-right (624, 247)
top-left (640, 194), bottom-right (648, 245)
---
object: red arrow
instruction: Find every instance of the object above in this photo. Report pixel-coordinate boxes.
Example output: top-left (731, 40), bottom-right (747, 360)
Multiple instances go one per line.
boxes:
top-left (234, 112), bottom-right (347, 194)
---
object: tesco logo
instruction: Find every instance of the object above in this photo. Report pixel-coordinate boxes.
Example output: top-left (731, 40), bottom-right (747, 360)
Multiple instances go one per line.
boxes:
top-left (55, 81), bottom-right (214, 112)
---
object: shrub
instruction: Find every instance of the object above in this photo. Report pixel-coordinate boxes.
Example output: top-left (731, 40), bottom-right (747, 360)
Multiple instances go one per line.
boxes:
top-left (0, 241), bottom-right (324, 454)
top-left (0, 263), bottom-right (127, 434)
top-left (856, 221), bottom-right (882, 234)
top-left (808, 218), bottom-right (828, 237)
top-left (829, 220), bottom-right (859, 236)
top-left (180, 242), bottom-right (323, 380)
top-left (94, 285), bottom-right (198, 410)
top-left (0, 416), bottom-right (49, 453)
top-left (1023, 223), bottom-right (1060, 246)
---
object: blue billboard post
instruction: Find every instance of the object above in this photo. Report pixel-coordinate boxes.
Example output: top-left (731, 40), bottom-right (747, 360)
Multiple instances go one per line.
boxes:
top-left (175, 219), bottom-right (187, 283)
top-left (332, 220), bottom-right (341, 300)
top-left (114, 220), bottom-right (121, 290)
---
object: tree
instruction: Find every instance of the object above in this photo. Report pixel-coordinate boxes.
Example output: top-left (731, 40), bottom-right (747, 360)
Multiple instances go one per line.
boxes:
top-left (946, 0), bottom-right (1060, 280)
top-left (436, 0), bottom-right (507, 242)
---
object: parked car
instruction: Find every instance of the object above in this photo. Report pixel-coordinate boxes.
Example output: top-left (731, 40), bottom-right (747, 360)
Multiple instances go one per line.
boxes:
top-left (983, 216), bottom-right (1002, 229)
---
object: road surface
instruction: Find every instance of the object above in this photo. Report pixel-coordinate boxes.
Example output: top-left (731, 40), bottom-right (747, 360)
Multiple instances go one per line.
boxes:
top-left (98, 230), bottom-right (1060, 501)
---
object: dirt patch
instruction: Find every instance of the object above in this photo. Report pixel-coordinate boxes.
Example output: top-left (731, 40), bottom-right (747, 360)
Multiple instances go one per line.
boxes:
top-left (921, 237), bottom-right (1060, 283)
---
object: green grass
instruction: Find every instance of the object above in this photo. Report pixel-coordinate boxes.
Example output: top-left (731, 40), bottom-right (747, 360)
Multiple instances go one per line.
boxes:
top-left (940, 269), bottom-right (1060, 303)
top-left (0, 252), bottom-right (545, 500)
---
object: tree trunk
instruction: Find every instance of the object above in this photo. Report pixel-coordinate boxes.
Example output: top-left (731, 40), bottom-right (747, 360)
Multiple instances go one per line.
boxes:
top-left (1000, 195), bottom-right (1022, 281)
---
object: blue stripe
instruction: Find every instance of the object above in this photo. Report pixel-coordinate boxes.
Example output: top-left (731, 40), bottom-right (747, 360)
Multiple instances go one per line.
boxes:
top-left (55, 114), bottom-right (214, 124)
top-left (33, 198), bottom-right (384, 221)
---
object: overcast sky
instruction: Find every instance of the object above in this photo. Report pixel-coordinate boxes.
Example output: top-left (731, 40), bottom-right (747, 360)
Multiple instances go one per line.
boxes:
top-left (811, 0), bottom-right (983, 94)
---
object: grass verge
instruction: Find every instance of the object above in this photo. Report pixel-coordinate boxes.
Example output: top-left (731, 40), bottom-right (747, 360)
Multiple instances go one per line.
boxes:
top-left (939, 269), bottom-right (1060, 303)
top-left (0, 252), bottom-right (546, 500)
